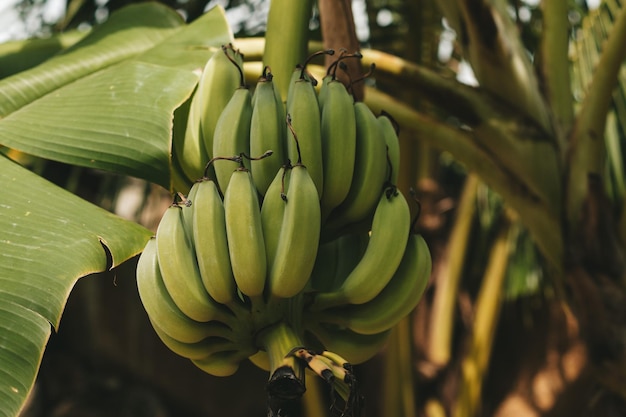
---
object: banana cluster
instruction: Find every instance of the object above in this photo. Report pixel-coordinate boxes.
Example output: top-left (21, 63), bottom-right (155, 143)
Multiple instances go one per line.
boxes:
top-left (137, 45), bottom-right (432, 387)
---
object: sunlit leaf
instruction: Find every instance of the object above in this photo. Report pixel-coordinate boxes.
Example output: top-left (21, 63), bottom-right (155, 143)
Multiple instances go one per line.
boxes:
top-left (0, 155), bottom-right (152, 417)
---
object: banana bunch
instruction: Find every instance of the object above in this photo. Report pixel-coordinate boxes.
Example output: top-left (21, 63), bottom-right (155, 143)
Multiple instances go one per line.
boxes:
top-left (137, 46), bottom-right (432, 410)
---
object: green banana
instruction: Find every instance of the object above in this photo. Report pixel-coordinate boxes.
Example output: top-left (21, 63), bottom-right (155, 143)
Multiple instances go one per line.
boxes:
top-left (150, 319), bottom-right (235, 360)
top-left (136, 237), bottom-right (228, 343)
top-left (212, 52), bottom-right (252, 194)
top-left (378, 111), bottom-right (401, 185)
top-left (191, 178), bottom-right (237, 305)
top-left (319, 75), bottom-right (357, 218)
top-left (329, 231), bottom-right (370, 291)
top-left (223, 166), bottom-right (267, 298)
top-left (176, 44), bottom-right (242, 181)
top-left (250, 67), bottom-right (287, 195)
top-left (308, 236), bottom-right (339, 293)
top-left (181, 181), bottom-right (199, 237)
top-left (326, 102), bottom-right (387, 231)
top-left (286, 68), bottom-right (324, 197)
top-left (305, 322), bottom-right (390, 365)
top-left (312, 187), bottom-right (411, 309)
top-left (156, 205), bottom-right (234, 323)
top-left (286, 64), bottom-right (313, 108)
top-left (261, 165), bottom-right (291, 271)
top-left (248, 350), bottom-right (271, 372)
top-left (192, 348), bottom-right (257, 377)
top-left (313, 234), bottom-right (431, 335)
top-left (170, 151), bottom-right (194, 195)
top-left (268, 163), bottom-right (321, 298)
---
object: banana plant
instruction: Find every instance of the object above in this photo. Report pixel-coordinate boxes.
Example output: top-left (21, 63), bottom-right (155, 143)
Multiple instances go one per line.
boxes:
top-left (2, 0), bottom-right (626, 416)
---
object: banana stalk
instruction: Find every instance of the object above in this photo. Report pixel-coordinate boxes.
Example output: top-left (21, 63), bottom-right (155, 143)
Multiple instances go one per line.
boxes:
top-left (259, 321), bottom-right (307, 413)
top-left (427, 174), bottom-right (479, 367)
top-left (263, 0), bottom-right (314, 100)
top-left (382, 316), bottom-right (417, 417)
top-left (453, 214), bottom-right (513, 417)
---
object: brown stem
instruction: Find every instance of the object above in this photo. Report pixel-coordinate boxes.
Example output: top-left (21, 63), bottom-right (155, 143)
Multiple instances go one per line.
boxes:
top-left (318, 0), bottom-right (363, 100)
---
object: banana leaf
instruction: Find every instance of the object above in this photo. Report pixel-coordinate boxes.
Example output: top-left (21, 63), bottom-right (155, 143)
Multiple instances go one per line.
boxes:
top-left (0, 4), bottom-right (233, 416)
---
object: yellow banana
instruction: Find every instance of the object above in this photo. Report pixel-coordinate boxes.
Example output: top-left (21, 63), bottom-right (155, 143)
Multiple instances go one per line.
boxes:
top-left (286, 68), bottom-right (323, 197)
top-left (212, 51), bottom-right (252, 194)
top-left (250, 67), bottom-right (286, 195)
top-left (136, 237), bottom-right (229, 343)
top-left (261, 165), bottom-right (290, 270)
top-left (319, 75), bottom-right (357, 218)
top-left (155, 205), bottom-right (231, 322)
top-left (150, 318), bottom-right (235, 360)
top-left (268, 163), bottom-right (321, 298)
top-left (176, 44), bottom-right (242, 181)
top-left (312, 187), bottom-right (411, 309)
top-left (191, 178), bottom-right (237, 305)
top-left (378, 111), bottom-right (401, 185)
top-left (313, 234), bottom-right (431, 335)
top-left (305, 321), bottom-right (390, 365)
top-left (326, 102), bottom-right (387, 231)
top-left (223, 166), bottom-right (267, 298)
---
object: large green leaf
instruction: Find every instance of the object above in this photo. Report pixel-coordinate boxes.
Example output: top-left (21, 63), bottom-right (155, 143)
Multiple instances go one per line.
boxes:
top-left (0, 4), bottom-right (235, 416)
top-left (0, 154), bottom-right (152, 417)
top-left (0, 3), bottom-right (233, 188)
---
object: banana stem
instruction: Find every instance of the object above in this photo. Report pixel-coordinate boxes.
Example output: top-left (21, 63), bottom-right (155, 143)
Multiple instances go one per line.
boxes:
top-left (382, 315), bottom-right (417, 417)
top-left (259, 321), bottom-right (307, 404)
top-left (263, 0), bottom-right (313, 101)
top-left (428, 174), bottom-right (479, 367)
top-left (566, 2), bottom-right (626, 231)
top-left (453, 214), bottom-right (513, 417)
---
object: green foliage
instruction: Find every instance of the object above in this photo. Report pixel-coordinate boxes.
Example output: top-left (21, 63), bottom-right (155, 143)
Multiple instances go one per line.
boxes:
top-left (0, 4), bottom-right (234, 415)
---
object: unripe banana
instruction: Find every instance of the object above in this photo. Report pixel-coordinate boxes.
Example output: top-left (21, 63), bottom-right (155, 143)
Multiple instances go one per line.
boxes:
top-left (137, 237), bottom-right (230, 343)
top-left (306, 322), bottom-right (390, 365)
top-left (181, 181), bottom-right (199, 236)
top-left (223, 166), bottom-right (267, 298)
top-left (308, 236), bottom-right (339, 293)
top-left (248, 350), bottom-right (271, 372)
top-left (268, 164), bottom-right (321, 298)
top-left (319, 77), bottom-right (357, 218)
top-left (250, 67), bottom-right (286, 195)
top-left (176, 45), bottom-right (242, 181)
top-left (312, 187), bottom-right (411, 309)
top-left (170, 152), bottom-right (194, 195)
top-left (192, 348), bottom-right (257, 377)
top-left (378, 111), bottom-right (401, 185)
top-left (261, 165), bottom-right (290, 269)
top-left (313, 234), bottom-right (431, 335)
top-left (286, 69), bottom-right (323, 197)
top-left (212, 83), bottom-right (252, 193)
top-left (330, 231), bottom-right (370, 291)
top-left (191, 178), bottom-right (237, 305)
top-left (326, 102), bottom-right (387, 230)
top-left (286, 64), bottom-right (314, 108)
top-left (150, 318), bottom-right (235, 360)
top-left (156, 205), bottom-right (233, 322)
